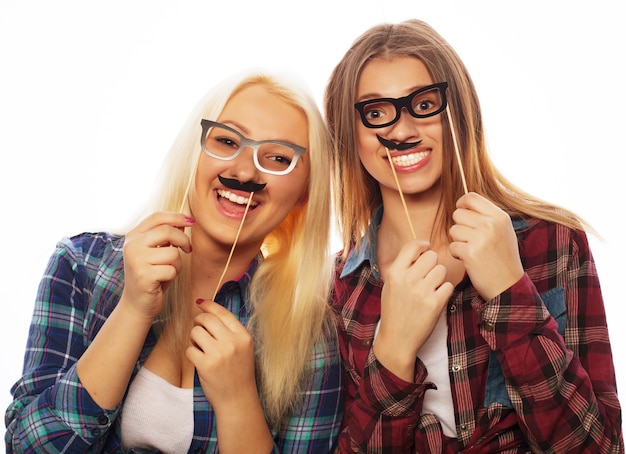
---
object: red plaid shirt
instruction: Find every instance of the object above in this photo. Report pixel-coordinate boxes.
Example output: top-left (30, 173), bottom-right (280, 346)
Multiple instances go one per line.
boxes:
top-left (332, 210), bottom-right (623, 453)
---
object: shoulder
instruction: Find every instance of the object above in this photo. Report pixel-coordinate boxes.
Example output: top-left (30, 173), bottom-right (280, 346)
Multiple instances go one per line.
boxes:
top-left (513, 216), bottom-right (592, 261)
top-left (50, 233), bottom-right (127, 314)
top-left (51, 232), bottom-right (126, 283)
top-left (61, 231), bottom-right (125, 252)
top-left (514, 216), bottom-right (589, 240)
top-left (56, 232), bottom-right (125, 262)
top-left (331, 249), bottom-right (353, 300)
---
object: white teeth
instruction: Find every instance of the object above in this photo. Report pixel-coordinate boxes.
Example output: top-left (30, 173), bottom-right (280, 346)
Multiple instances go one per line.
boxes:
top-left (391, 151), bottom-right (429, 167)
top-left (217, 189), bottom-right (256, 206)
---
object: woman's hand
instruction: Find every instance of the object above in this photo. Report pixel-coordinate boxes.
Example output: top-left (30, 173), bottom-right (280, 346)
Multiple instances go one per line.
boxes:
top-left (186, 300), bottom-right (258, 412)
top-left (449, 192), bottom-right (524, 300)
top-left (375, 239), bottom-right (453, 381)
top-left (120, 212), bottom-right (194, 321)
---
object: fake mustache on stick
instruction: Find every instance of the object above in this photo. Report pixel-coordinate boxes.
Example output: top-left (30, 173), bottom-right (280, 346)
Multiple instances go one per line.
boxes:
top-left (218, 175), bottom-right (266, 192)
top-left (212, 178), bottom-right (258, 301)
top-left (376, 135), bottom-right (422, 151)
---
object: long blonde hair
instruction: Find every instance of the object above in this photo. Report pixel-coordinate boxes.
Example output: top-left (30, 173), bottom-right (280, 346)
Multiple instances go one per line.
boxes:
top-left (325, 19), bottom-right (589, 254)
top-left (140, 70), bottom-right (335, 428)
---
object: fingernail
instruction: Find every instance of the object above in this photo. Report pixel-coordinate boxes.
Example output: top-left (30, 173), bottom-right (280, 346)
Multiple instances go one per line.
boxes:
top-left (196, 298), bottom-right (204, 305)
top-left (184, 216), bottom-right (196, 223)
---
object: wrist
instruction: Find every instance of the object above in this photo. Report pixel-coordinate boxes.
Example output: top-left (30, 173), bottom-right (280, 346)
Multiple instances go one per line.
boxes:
top-left (373, 339), bottom-right (416, 382)
top-left (116, 296), bottom-right (158, 329)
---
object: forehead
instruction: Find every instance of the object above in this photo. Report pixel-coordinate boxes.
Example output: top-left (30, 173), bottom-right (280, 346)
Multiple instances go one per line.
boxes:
top-left (357, 57), bottom-right (433, 99)
top-left (218, 84), bottom-right (308, 145)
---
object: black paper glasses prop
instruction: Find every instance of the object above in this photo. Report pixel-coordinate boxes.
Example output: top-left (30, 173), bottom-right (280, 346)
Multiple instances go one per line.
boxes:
top-left (354, 82), bottom-right (450, 128)
top-left (355, 82), bottom-right (468, 239)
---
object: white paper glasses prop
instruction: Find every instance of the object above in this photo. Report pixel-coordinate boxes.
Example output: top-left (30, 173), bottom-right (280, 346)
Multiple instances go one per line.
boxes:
top-left (355, 81), bottom-right (468, 239)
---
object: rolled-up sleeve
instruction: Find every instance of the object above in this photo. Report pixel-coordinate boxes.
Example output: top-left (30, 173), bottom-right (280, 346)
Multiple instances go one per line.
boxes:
top-left (5, 237), bottom-right (121, 453)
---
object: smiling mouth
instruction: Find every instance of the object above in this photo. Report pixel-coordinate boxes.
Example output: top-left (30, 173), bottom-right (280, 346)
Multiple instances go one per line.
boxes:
top-left (217, 189), bottom-right (259, 209)
top-left (390, 151), bottom-right (430, 167)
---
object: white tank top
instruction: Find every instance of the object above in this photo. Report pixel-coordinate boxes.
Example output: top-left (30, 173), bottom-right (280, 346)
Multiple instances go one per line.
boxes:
top-left (121, 367), bottom-right (194, 453)
top-left (375, 310), bottom-right (456, 437)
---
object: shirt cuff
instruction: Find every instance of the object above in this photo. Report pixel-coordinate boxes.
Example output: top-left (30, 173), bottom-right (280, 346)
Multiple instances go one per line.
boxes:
top-left (479, 273), bottom-right (552, 350)
top-left (361, 349), bottom-right (432, 417)
top-left (48, 363), bottom-right (120, 441)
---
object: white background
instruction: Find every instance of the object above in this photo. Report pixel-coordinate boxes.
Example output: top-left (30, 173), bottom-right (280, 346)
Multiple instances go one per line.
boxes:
top-left (1, 0), bottom-right (624, 440)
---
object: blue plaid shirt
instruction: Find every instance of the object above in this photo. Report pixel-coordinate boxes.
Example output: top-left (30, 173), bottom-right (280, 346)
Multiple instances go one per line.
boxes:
top-left (5, 233), bottom-right (343, 453)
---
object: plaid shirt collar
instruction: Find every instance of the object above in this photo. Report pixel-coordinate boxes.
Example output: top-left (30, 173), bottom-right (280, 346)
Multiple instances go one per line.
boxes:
top-left (341, 205), bottom-right (384, 279)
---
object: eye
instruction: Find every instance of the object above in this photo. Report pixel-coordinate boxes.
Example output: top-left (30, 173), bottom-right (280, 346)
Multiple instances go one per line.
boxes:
top-left (411, 88), bottom-right (443, 115)
top-left (364, 108), bottom-right (384, 120)
top-left (269, 154), bottom-right (292, 164)
top-left (204, 125), bottom-right (242, 158)
top-left (216, 136), bottom-right (239, 149)
top-left (362, 101), bottom-right (393, 124)
top-left (415, 100), bottom-right (435, 112)
top-left (257, 143), bottom-right (297, 171)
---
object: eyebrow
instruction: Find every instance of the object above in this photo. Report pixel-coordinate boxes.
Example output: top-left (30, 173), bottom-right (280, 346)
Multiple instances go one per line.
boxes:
top-left (220, 120), bottom-right (250, 136)
top-left (218, 120), bottom-right (306, 148)
top-left (356, 84), bottom-right (431, 103)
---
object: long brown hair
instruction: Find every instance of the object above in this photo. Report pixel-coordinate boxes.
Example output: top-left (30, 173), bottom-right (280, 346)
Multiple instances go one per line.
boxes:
top-left (325, 19), bottom-right (588, 254)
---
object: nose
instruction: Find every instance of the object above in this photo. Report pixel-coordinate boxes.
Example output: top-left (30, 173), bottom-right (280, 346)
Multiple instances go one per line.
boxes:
top-left (228, 145), bottom-right (260, 182)
top-left (385, 108), bottom-right (421, 143)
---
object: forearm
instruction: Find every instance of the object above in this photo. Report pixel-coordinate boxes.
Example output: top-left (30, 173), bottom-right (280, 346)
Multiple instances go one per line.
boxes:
top-left (76, 297), bottom-right (153, 409)
top-left (6, 365), bottom-right (116, 453)
top-left (499, 322), bottom-right (623, 452)
top-left (485, 274), bottom-right (623, 452)
top-left (338, 351), bottom-right (425, 452)
top-left (213, 389), bottom-right (274, 454)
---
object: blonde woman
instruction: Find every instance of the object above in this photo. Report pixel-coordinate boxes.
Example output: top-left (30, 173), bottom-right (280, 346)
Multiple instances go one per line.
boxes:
top-left (325, 19), bottom-right (622, 453)
top-left (6, 70), bottom-right (342, 453)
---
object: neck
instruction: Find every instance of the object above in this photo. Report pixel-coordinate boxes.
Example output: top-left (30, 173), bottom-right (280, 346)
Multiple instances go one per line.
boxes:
top-left (379, 185), bottom-right (445, 244)
top-left (189, 231), bottom-right (261, 303)
top-left (377, 189), bottom-right (455, 282)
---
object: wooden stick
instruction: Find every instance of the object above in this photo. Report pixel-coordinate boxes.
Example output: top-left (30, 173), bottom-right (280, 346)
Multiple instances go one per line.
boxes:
top-left (212, 192), bottom-right (254, 301)
top-left (446, 104), bottom-right (469, 195)
top-left (384, 147), bottom-right (417, 239)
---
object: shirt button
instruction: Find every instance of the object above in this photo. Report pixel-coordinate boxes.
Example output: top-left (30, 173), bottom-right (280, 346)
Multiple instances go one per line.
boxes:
top-left (460, 424), bottom-right (468, 431)
top-left (91, 427), bottom-right (101, 437)
top-left (484, 322), bottom-right (495, 332)
top-left (451, 364), bottom-right (461, 372)
top-left (97, 415), bottom-right (109, 425)
top-left (449, 304), bottom-right (456, 312)
top-left (363, 339), bottom-right (372, 347)
top-left (372, 264), bottom-right (380, 273)
top-left (194, 448), bottom-right (204, 454)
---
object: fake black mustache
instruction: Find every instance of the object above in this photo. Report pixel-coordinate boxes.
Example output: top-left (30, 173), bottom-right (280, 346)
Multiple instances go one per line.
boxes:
top-left (376, 135), bottom-right (422, 151)
top-left (218, 175), bottom-right (266, 193)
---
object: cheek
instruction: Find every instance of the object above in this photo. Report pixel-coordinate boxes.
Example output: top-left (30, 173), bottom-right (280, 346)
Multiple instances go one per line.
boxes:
top-left (356, 124), bottom-right (373, 145)
top-left (195, 155), bottom-right (211, 180)
top-left (356, 128), bottom-right (381, 159)
top-left (195, 154), bottom-right (226, 187)
top-left (287, 179), bottom-right (309, 207)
